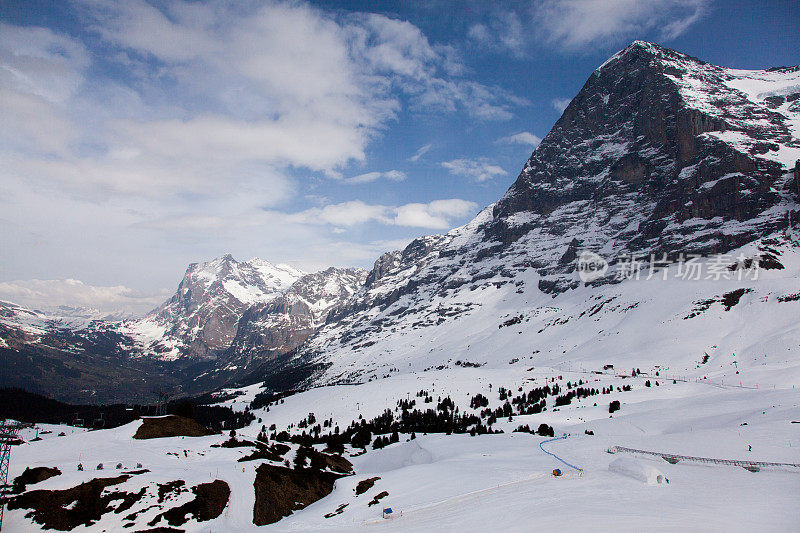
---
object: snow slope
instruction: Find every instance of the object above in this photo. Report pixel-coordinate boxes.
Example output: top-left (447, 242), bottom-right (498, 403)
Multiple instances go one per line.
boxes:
top-left (6, 363), bottom-right (799, 531)
top-left (291, 233), bottom-right (800, 397)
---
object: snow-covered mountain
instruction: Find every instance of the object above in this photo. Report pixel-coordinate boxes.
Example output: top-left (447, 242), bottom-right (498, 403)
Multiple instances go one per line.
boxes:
top-left (231, 267), bottom-right (368, 359)
top-left (0, 257), bottom-right (365, 401)
top-left (190, 266), bottom-right (368, 391)
top-left (0, 301), bottom-right (131, 335)
top-left (271, 41), bottom-right (800, 389)
top-left (124, 255), bottom-right (306, 361)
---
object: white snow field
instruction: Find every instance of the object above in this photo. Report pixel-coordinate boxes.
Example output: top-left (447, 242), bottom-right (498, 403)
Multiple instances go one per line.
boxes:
top-left (6, 359), bottom-right (799, 532)
top-left (608, 457), bottom-right (667, 485)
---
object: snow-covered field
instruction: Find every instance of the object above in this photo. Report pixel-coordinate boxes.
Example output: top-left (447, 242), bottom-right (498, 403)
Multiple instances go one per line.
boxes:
top-left (6, 361), bottom-right (799, 532)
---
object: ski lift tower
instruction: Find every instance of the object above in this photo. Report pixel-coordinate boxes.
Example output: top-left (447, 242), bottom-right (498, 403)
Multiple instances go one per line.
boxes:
top-left (0, 420), bottom-right (30, 531)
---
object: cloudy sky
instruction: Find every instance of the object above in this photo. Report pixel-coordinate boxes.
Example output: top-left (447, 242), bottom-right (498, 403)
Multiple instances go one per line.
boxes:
top-left (1, 0), bottom-right (797, 314)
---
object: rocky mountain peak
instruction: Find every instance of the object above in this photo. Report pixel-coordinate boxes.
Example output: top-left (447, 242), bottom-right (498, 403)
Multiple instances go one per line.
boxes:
top-left (272, 43), bottom-right (800, 388)
top-left (599, 40), bottom-right (697, 69)
top-left (487, 41), bottom-right (798, 292)
top-left (129, 255), bottom-right (306, 360)
top-left (203, 266), bottom-right (368, 387)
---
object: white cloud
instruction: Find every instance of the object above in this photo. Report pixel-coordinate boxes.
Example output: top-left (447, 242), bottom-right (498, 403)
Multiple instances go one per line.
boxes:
top-left (288, 200), bottom-right (391, 227)
top-left (552, 98), bottom-right (572, 113)
top-left (290, 237), bottom-right (415, 272)
top-left (286, 198), bottom-right (477, 229)
top-left (0, 175), bottom-right (463, 299)
top-left (0, 2), bottom-right (527, 298)
top-left (467, 24), bottom-right (491, 44)
top-left (1, 2), bottom-right (527, 202)
top-left (117, 115), bottom-right (369, 174)
top-left (347, 11), bottom-right (524, 121)
top-left (496, 132), bottom-right (542, 147)
top-left (0, 24), bottom-right (90, 157)
top-left (411, 78), bottom-right (528, 121)
top-left (467, 11), bottom-right (526, 56)
top-left (343, 170), bottom-right (407, 184)
top-left (442, 158), bottom-right (508, 182)
top-left (0, 279), bottom-right (168, 315)
top-left (392, 199), bottom-right (477, 229)
top-left (408, 143), bottom-right (432, 162)
top-left (532, 0), bottom-right (710, 49)
top-left (355, 14), bottom-right (439, 79)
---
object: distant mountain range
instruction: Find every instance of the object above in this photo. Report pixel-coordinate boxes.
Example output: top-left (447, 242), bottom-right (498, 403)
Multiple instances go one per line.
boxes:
top-left (0, 257), bottom-right (365, 402)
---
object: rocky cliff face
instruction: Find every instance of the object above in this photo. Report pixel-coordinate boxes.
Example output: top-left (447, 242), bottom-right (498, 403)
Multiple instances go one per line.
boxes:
top-left (232, 267), bottom-right (368, 359)
top-left (127, 255), bottom-right (305, 360)
top-left (117, 258), bottom-right (367, 391)
top-left (191, 267), bottom-right (368, 389)
top-left (277, 41), bottom-right (799, 387)
top-left (488, 41), bottom-right (799, 292)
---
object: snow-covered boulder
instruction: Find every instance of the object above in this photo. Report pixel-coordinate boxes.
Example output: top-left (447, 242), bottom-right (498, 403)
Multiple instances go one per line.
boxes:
top-left (609, 457), bottom-right (668, 485)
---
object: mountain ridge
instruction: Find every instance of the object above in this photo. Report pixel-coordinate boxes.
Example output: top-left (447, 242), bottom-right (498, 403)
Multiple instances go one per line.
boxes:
top-left (265, 40), bottom-right (800, 389)
top-left (0, 255), bottom-right (366, 401)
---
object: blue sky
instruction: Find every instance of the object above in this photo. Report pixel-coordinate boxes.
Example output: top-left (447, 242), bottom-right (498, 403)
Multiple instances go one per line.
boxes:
top-left (0, 0), bottom-right (798, 313)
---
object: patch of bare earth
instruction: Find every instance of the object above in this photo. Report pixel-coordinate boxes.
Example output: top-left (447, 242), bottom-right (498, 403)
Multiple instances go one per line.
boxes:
top-left (133, 416), bottom-right (216, 439)
top-left (149, 480), bottom-right (230, 528)
top-left (12, 466), bottom-right (61, 493)
top-left (253, 464), bottom-right (345, 526)
top-left (355, 476), bottom-right (380, 496)
top-left (368, 491), bottom-right (389, 507)
top-left (7, 475), bottom-right (132, 530)
top-left (238, 442), bottom-right (291, 462)
top-left (317, 449), bottom-right (353, 474)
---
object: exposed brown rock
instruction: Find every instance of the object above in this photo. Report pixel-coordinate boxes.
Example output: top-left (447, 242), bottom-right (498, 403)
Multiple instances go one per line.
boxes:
top-left (319, 451), bottom-right (353, 474)
top-left (354, 477), bottom-right (380, 496)
top-left (12, 466), bottom-right (61, 493)
top-left (794, 160), bottom-right (800, 197)
top-left (721, 288), bottom-right (750, 311)
top-left (253, 464), bottom-right (343, 526)
top-left (7, 475), bottom-right (131, 530)
top-left (238, 442), bottom-right (291, 462)
top-left (154, 480), bottom-right (230, 527)
top-left (324, 503), bottom-right (349, 518)
top-left (133, 416), bottom-right (215, 440)
top-left (156, 480), bottom-right (186, 503)
top-left (368, 490), bottom-right (389, 507)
